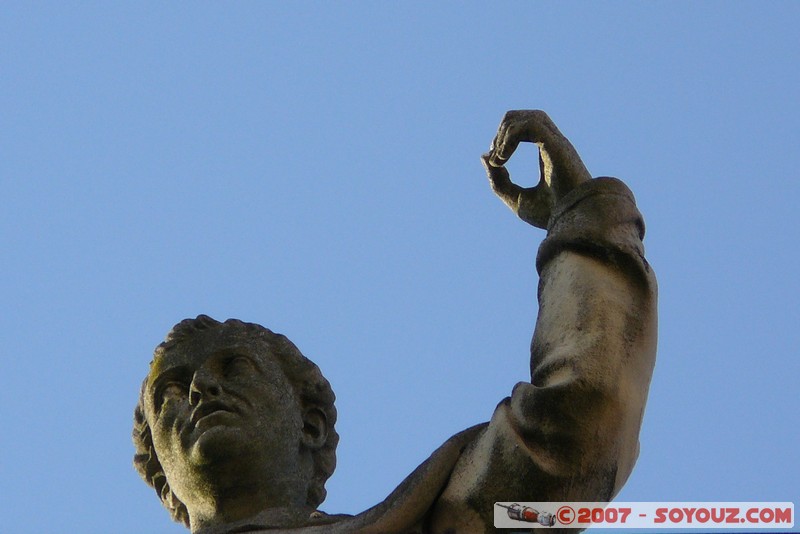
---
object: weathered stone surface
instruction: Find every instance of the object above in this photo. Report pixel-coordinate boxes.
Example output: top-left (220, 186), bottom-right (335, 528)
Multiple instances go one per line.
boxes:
top-left (133, 110), bottom-right (657, 533)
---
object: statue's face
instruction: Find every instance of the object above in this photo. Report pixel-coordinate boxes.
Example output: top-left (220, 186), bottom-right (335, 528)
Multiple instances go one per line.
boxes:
top-left (143, 330), bottom-right (304, 503)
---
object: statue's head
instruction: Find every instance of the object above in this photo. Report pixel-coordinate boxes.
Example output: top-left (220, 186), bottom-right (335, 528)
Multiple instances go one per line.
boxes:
top-left (132, 315), bottom-right (338, 528)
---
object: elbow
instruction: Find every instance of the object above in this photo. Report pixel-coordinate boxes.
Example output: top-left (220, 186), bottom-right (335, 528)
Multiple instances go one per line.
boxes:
top-left (511, 380), bottom-right (643, 484)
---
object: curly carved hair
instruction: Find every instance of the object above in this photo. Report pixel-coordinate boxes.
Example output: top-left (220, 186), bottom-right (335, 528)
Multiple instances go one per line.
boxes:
top-left (132, 315), bottom-right (338, 527)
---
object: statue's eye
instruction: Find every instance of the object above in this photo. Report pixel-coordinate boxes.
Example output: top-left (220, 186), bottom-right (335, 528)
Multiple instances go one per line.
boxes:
top-left (224, 355), bottom-right (253, 377)
top-left (157, 381), bottom-right (187, 410)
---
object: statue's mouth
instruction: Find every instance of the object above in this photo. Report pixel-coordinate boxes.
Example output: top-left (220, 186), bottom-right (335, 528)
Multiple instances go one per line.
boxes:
top-left (190, 401), bottom-right (235, 428)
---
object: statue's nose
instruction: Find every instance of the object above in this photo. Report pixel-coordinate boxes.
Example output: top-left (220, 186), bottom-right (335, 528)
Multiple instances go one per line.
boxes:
top-left (189, 369), bottom-right (221, 405)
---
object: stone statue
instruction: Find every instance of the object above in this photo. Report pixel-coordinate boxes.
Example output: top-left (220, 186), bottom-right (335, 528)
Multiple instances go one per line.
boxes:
top-left (133, 110), bottom-right (657, 533)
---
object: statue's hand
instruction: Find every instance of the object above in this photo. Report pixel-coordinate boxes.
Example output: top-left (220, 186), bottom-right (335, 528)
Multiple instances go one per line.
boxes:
top-left (484, 110), bottom-right (591, 229)
top-left (487, 110), bottom-right (554, 168)
top-left (488, 110), bottom-right (591, 203)
top-left (481, 151), bottom-right (553, 230)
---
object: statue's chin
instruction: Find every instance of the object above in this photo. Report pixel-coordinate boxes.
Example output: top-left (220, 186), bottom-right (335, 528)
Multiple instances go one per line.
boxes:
top-left (189, 424), bottom-right (250, 466)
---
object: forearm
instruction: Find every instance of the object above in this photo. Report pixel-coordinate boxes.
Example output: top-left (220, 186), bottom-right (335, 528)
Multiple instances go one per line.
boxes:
top-left (519, 177), bottom-right (657, 490)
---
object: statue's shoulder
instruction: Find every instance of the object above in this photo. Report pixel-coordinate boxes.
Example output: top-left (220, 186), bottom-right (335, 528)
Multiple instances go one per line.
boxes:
top-left (306, 423), bottom-right (491, 534)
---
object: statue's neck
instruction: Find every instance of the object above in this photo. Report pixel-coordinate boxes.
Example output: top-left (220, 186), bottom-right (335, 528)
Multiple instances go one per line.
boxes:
top-left (186, 473), bottom-right (313, 533)
top-left (191, 505), bottom-right (317, 534)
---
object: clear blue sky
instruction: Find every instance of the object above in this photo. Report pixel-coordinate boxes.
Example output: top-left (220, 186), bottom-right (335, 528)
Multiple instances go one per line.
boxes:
top-left (2, 3), bottom-right (798, 533)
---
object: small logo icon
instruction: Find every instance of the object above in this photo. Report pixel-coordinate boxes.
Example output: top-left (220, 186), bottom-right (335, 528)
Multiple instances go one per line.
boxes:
top-left (556, 505), bottom-right (575, 525)
top-left (495, 503), bottom-right (556, 526)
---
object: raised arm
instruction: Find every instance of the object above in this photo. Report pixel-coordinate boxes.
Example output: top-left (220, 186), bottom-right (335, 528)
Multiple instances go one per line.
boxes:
top-left (429, 111), bottom-right (657, 532)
